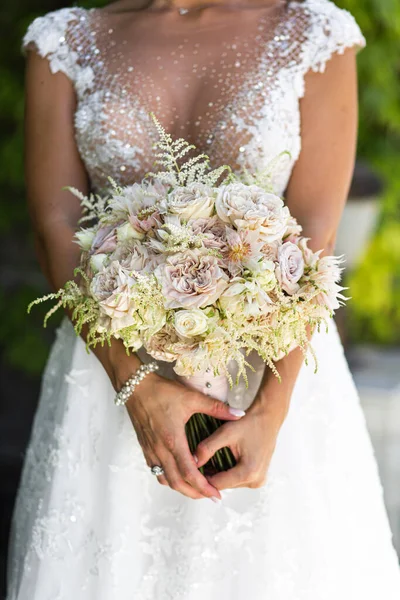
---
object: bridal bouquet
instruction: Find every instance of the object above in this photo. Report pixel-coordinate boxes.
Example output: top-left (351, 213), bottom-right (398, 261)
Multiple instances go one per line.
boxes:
top-left (29, 115), bottom-right (346, 474)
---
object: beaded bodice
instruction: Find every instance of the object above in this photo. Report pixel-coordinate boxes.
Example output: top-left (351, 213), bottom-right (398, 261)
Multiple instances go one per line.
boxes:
top-left (23, 0), bottom-right (364, 195)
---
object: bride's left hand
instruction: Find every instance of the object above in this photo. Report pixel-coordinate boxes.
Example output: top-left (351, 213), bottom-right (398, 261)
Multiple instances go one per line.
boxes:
top-left (193, 391), bottom-right (289, 490)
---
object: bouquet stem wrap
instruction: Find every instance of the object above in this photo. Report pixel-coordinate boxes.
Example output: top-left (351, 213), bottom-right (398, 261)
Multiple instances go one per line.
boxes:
top-left (177, 372), bottom-right (237, 475)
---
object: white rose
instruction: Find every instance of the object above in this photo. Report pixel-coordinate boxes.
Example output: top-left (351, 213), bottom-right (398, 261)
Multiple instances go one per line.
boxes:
top-left (174, 309), bottom-right (208, 338)
top-left (167, 183), bottom-right (215, 220)
top-left (116, 221), bottom-right (145, 243)
top-left (276, 241), bottom-right (305, 295)
top-left (216, 183), bottom-right (289, 242)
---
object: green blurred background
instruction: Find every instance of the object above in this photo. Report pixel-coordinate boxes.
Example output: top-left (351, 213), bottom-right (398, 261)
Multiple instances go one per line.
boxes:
top-left (0, 0), bottom-right (399, 380)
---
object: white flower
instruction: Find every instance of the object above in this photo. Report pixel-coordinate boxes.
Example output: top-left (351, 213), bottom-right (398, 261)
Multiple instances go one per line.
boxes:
top-left (174, 309), bottom-right (208, 338)
top-left (139, 304), bottom-right (167, 338)
top-left (116, 221), bottom-right (145, 243)
top-left (215, 183), bottom-right (289, 242)
top-left (276, 241), bottom-right (305, 295)
top-left (284, 215), bottom-right (303, 239)
top-left (310, 255), bottom-right (346, 316)
top-left (166, 183), bottom-right (215, 220)
top-left (251, 259), bottom-right (277, 291)
top-left (114, 328), bottom-right (143, 352)
top-left (90, 253), bottom-right (108, 273)
top-left (109, 181), bottom-right (164, 218)
top-left (75, 227), bottom-right (96, 251)
top-left (219, 275), bottom-right (274, 317)
top-left (297, 237), bottom-right (321, 268)
top-left (224, 227), bottom-right (264, 275)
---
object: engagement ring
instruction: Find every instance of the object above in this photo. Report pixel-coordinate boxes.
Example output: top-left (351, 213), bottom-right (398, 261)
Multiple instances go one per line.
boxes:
top-left (150, 465), bottom-right (164, 477)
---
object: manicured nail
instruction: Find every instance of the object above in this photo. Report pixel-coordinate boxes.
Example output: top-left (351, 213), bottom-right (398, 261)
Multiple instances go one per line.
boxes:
top-left (193, 454), bottom-right (199, 464)
top-left (229, 407), bottom-right (246, 417)
top-left (210, 496), bottom-right (221, 504)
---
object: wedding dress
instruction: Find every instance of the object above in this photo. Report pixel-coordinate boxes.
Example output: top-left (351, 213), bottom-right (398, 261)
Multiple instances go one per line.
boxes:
top-left (7, 1), bottom-right (400, 598)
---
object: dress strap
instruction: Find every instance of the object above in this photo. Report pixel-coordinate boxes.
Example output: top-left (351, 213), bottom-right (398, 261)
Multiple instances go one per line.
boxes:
top-left (22, 7), bottom-right (95, 94)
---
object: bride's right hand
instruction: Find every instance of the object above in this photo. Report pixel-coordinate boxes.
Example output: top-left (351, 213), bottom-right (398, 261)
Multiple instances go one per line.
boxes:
top-left (124, 371), bottom-right (245, 501)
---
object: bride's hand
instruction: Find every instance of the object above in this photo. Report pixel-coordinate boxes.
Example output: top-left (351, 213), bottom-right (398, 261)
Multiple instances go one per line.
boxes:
top-left (193, 392), bottom-right (289, 491)
top-left (124, 372), bottom-right (246, 501)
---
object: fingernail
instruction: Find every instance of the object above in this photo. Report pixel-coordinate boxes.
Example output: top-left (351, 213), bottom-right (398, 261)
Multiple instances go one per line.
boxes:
top-left (193, 454), bottom-right (199, 464)
top-left (229, 407), bottom-right (246, 417)
top-left (210, 496), bottom-right (221, 504)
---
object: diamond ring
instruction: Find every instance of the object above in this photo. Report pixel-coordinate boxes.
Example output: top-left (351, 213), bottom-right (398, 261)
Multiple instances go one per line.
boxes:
top-left (150, 465), bottom-right (164, 477)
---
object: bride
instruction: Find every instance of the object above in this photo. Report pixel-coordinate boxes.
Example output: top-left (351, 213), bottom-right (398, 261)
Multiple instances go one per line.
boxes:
top-left (7, 0), bottom-right (400, 598)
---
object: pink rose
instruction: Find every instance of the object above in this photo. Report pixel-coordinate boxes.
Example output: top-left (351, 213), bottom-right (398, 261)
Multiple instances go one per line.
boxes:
top-left (215, 183), bottom-right (289, 242)
top-left (111, 241), bottom-right (161, 273)
top-left (90, 261), bottom-right (138, 331)
top-left (276, 241), bottom-right (304, 295)
top-left (154, 249), bottom-right (228, 309)
top-left (145, 326), bottom-right (196, 362)
top-left (190, 216), bottom-right (227, 251)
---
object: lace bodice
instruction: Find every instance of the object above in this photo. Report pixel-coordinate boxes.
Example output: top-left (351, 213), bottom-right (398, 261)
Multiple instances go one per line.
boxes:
top-left (23, 0), bottom-right (364, 196)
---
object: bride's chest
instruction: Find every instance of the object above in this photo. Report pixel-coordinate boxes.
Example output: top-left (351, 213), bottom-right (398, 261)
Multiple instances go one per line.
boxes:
top-left (72, 11), bottom-right (304, 194)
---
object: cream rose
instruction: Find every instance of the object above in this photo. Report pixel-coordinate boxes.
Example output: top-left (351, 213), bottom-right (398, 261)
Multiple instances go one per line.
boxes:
top-left (174, 309), bottom-right (208, 338)
top-left (276, 241), bottom-right (305, 295)
top-left (216, 183), bottom-right (289, 242)
top-left (167, 183), bottom-right (215, 220)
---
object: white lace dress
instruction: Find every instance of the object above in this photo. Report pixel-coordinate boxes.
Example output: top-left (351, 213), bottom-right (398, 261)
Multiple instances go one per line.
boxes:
top-left (7, 1), bottom-right (400, 598)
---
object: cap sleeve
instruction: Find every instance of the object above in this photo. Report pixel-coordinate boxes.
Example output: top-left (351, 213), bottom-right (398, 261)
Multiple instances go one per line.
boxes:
top-left (22, 7), bottom-right (92, 91)
top-left (302, 0), bottom-right (366, 74)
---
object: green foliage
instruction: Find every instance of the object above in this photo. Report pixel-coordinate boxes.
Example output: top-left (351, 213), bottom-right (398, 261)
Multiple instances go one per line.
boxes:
top-left (0, 0), bottom-right (399, 378)
top-left (337, 0), bottom-right (400, 342)
top-left (347, 222), bottom-right (400, 343)
top-left (338, 0), bottom-right (400, 220)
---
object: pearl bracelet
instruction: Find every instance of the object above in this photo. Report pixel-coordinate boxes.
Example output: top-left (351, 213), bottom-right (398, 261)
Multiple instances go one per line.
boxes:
top-left (114, 361), bottom-right (159, 407)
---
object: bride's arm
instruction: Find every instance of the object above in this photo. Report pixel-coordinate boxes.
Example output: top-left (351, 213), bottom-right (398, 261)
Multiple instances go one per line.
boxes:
top-left (25, 50), bottom-right (244, 501)
top-left (195, 47), bottom-right (359, 490)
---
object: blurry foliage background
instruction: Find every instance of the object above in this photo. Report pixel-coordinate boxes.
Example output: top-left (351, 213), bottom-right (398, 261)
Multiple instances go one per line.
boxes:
top-left (0, 0), bottom-right (399, 375)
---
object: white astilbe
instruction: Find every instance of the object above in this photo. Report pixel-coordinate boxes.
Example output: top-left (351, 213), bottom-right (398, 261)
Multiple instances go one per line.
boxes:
top-left (147, 113), bottom-right (234, 188)
top-left (66, 187), bottom-right (111, 226)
